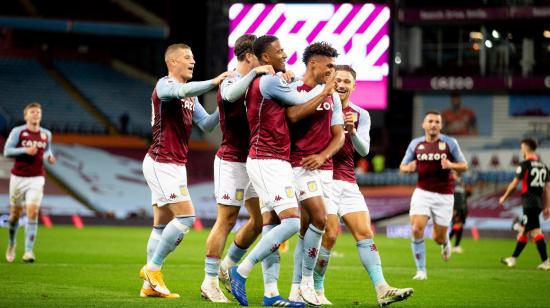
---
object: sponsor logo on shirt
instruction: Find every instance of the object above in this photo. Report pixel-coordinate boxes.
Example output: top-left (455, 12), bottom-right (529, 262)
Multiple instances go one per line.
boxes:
top-left (416, 153), bottom-right (448, 161)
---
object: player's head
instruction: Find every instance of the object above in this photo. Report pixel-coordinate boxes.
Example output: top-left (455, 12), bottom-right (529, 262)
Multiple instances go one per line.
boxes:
top-left (422, 111), bottom-right (443, 138)
top-left (164, 43), bottom-right (195, 81)
top-left (23, 102), bottom-right (42, 126)
top-left (451, 92), bottom-right (462, 110)
top-left (303, 42), bottom-right (338, 84)
top-left (253, 35), bottom-right (287, 72)
top-left (520, 138), bottom-right (537, 157)
top-left (235, 34), bottom-right (259, 67)
top-left (335, 65), bottom-right (356, 103)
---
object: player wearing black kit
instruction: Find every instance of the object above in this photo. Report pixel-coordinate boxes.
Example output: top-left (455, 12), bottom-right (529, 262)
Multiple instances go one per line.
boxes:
top-left (499, 138), bottom-right (550, 270)
top-left (449, 171), bottom-right (470, 253)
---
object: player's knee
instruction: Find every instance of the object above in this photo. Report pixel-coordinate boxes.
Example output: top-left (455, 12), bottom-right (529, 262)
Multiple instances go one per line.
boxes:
top-left (411, 226), bottom-right (425, 238)
top-left (310, 214), bottom-right (327, 230)
top-left (322, 230), bottom-right (338, 249)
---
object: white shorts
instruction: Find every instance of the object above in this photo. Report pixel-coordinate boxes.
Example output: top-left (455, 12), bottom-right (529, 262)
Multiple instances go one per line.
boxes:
top-left (9, 174), bottom-right (45, 207)
top-left (293, 167), bottom-right (337, 215)
top-left (409, 188), bottom-right (454, 226)
top-left (332, 180), bottom-right (369, 217)
top-left (246, 158), bottom-right (298, 215)
top-left (142, 154), bottom-right (191, 207)
top-left (214, 156), bottom-right (257, 206)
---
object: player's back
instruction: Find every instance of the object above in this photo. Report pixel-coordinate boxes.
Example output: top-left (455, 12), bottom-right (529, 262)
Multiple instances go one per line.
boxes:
top-left (9, 125), bottom-right (50, 177)
top-left (245, 76), bottom-right (290, 161)
top-left (290, 83), bottom-right (334, 169)
top-left (148, 77), bottom-right (195, 165)
top-left (216, 79), bottom-right (250, 163)
top-left (518, 157), bottom-right (549, 202)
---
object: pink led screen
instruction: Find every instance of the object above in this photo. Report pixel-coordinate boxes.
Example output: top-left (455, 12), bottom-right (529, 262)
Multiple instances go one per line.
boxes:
top-left (228, 3), bottom-right (390, 109)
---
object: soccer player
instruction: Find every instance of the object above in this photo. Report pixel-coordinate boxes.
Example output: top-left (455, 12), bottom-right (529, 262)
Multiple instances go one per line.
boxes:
top-left (400, 110), bottom-right (468, 280)
top-left (499, 138), bottom-right (550, 270)
top-left (287, 42), bottom-right (345, 307)
top-left (312, 65), bottom-right (413, 306)
top-left (4, 102), bottom-right (56, 263)
top-left (140, 43), bottom-right (230, 298)
top-left (449, 171), bottom-right (470, 253)
top-left (201, 34), bottom-right (275, 303)
top-left (228, 35), bottom-right (336, 307)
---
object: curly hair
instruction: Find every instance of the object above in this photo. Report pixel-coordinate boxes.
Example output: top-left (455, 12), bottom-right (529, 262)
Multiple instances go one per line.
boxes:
top-left (302, 41), bottom-right (339, 64)
top-left (234, 34), bottom-right (257, 61)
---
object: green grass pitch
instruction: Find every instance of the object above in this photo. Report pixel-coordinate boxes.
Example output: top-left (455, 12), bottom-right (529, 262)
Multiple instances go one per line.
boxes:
top-left (1, 226), bottom-right (549, 307)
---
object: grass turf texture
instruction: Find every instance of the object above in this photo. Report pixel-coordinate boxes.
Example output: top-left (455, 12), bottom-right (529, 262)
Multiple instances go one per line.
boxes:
top-left (1, 226), bottom-right (549, 307)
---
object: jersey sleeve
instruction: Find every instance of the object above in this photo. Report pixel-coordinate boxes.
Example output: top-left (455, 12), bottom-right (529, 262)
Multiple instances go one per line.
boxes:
top-left (259, 75), bottom-right (323, 106)
top-left (220, 70), bottom-right (257, 103)
top-left (3, 127), bottom-right (26, 157)
top-left (330, 93), bottom-right (344, 126)
top-left (515, 162), bottom-right (527, 180)
top-left (192, 97), bottom-right (219, 132)
top-left (446, 136), bottom-right (466, 163)
top-left (156, 77), bottom-right (215, 101)
top-left (401, 139), bottom-right (418, 165)
top-left (351, 108), bottom-right (371, 157)
top-left (44, 129), bottom-right (54, 159)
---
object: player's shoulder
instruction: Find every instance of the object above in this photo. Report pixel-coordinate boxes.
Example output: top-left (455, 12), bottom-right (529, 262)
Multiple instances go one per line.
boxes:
top-left (440, 134), bottom-right (459, 146)
top-left (221, 71), bottom-right (240, 87)
top-left (9, 125), bottom-right (27, 135)
top-left (156, 76), bottom-right (178, 88)
top-left (39, 127), bottom-right (52, 135)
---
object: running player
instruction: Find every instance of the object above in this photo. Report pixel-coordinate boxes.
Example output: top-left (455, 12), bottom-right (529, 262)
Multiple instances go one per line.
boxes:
top-left (4, 102), bottom-right (56, 263)
top-left (139, 43), bottom-right (230, 298)
top-left (449, 171), bottom-right (470, 253)
top-left (287, 42), bottom-right (344, 307)
top-left (228, 35), bottom-right (336, 307)
top-left (400, 110), bottom-right (468, 280)
top-left (312, 65), bottom-right (413, 306)
top-left (499, 138), bottom-right (550, 270)
top-left (201, 34), bottom-right (275, 303)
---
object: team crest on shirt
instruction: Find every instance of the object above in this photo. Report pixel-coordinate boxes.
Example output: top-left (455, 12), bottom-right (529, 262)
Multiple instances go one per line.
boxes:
top-left (307, 181), bottom-right (318, 192)
top-left (439, 142), bottom-right (446, 150)
top-left (40, 132), bottom-right (47, 140)
top-left (285, 186), bottom-right (294, 198)
top-left (179, 185), bottom-right (189, 196)
top-left (235, 189), bottom-right (244, 201)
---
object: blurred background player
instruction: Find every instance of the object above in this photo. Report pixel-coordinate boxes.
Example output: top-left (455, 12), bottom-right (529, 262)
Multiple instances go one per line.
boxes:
top-left (228, 35), bottom-right (335, 307)
top-left (4, 102), bottom-right (56, 263)
top-left (400, 111), bottom-right (468, 280)
top-left (287, 41), bottom-right (344, 307)
top-left (140, 43), bottom-right (229, 298)
top-left (449, 171), bottom-right (471, 253)
top-left (499, 138), bottom-right (550, 270)
top-left (201, 34), bottom-right (275, 303)
top-left (312, 65), bottom-right (413, 306)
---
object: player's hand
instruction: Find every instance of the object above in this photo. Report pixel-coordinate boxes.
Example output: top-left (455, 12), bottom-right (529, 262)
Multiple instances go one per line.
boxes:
top-left (408, 161), bottom-right (417, 172)
top-left (322, 74), bottom-right (336, 96)
top-left (543, 207), bottom-right (550, 220)
top-left (441, 157), bottom-right (452, 169)
top-left (281, 70), bottom-right (295, 82)
top-left (26, 146), bottom-right (38, 156)
top-left (48, 155), bottom-right (56, 165)
top-left (344, 111), bottom-right (357, 136)
top-left (301, 154), bottom-right (326, 170)
top-left (254, 65), bottom-right (275, 76)
top-left (212, 71), bottom-right (232, 85)
top-left (499, 196), bottom-right (506, 205)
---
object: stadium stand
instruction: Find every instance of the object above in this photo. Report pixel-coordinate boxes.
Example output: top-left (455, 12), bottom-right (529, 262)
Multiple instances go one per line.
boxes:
top-left (0, 57), bottom-right (104, 133)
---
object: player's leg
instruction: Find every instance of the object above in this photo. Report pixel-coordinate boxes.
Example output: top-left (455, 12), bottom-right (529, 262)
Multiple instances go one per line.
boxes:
top-left (409, 189), bottom-right (431, 279)
top-left (289, 208), bottom-right (308, 301)
top-left (431, 193), bottom-right (454, 262)
top-left (230, 197), bottom-right (263, 261)
top-left (451, 209), bottom-right (465, 253)
top-left (6, 205), bottom-right (23, 263)
top-left (343, 211), bottom-right (413, 306)
top-left (531, 228), bottom-right (549, 270)
top-left (21, 176), bottom-right (44, 263)
top-left (140, 205), bottom-right (176, 298)
top-left (313, 213), bottom-right (339, 304)
top-left (229, 159), bottom-right (301, 306)
top-left (502, 206), bottom-right (535, 268)
top-left (202, 203), bottom-right (239, 302)
top-left (261, 210), bottom-right (281, 298)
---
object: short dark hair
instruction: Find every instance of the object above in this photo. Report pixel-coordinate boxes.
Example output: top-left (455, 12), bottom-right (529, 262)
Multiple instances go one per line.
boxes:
top-left (425, 110), bottom-right (441, 117)
top-left (302, 41), bottom-right (339, 64)
top-left (521, 138), bottom-right (537, 151)
top-left (23, 102), bottom-right (41, 116)
top-left (451, 91), bottom-right (461, 99)
top-left (235, 34), bottom-right (257, 61)
top-left (335, 65), bottom-right (356, 80)
top-left (253, 35), bottom-right (279, 60)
